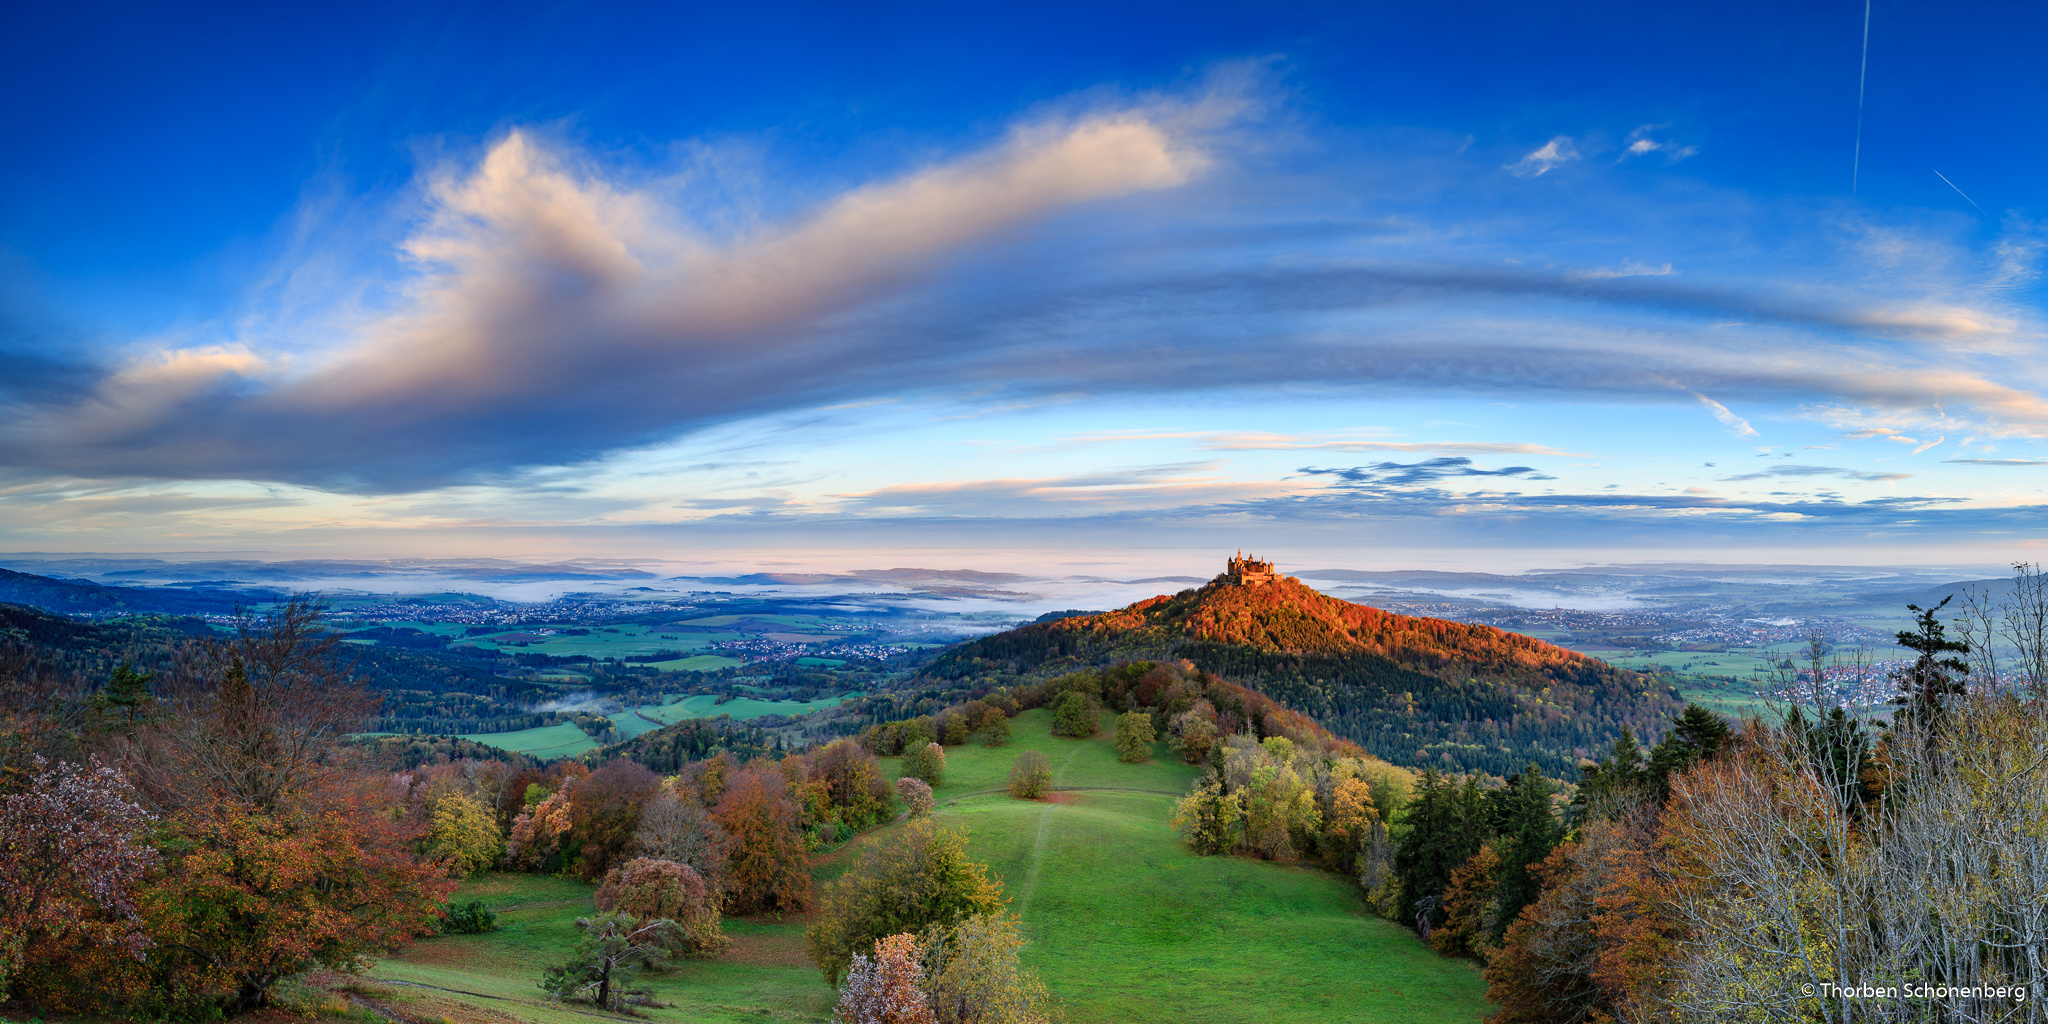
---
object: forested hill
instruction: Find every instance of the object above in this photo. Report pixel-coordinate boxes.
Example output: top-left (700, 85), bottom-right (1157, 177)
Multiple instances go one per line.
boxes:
top-left (923, 574), bottom-right (1685, 776)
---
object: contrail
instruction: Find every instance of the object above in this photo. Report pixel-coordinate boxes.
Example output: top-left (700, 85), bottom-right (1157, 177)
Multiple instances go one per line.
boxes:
top-left (1853, 0), bottom-right (1871, 192)
top-left (1933, 169), bottom-right (1987, 215)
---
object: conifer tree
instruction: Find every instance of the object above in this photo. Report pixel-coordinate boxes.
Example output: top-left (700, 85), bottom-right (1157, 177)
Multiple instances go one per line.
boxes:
top-left (1649, 703), bottom-right (1731, 796)
top-left (1491, 763), bottom-right (1560, 942)
top-left (1892, 596), bottom-right (1970, 736)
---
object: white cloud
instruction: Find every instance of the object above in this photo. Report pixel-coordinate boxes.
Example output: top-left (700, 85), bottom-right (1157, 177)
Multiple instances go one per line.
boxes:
top-left (1617, 124), bottom-right (1698, 164)
top-left (1693, 392), bottom-right (1757, 437)
top-left (1507, 136), bottom-right (1580, 177)
top-left (1572, 260), bottom-right (1675, 280)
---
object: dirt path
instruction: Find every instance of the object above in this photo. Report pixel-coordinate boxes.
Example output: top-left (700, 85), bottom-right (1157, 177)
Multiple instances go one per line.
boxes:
top-left (360, 977), bottom-right (645, 1023)
top-left (1012, 800), bottom-right (1058, 920)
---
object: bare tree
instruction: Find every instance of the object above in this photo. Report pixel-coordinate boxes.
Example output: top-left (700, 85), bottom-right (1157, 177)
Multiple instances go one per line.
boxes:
top-left (140, 597), bottom-right (375, 812)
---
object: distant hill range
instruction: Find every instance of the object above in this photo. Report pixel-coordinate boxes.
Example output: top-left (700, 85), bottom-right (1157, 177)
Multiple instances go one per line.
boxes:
top-left (0, 567), bottom-right (275, 618)
top-left (922, 555), bottom-right (1686, 776)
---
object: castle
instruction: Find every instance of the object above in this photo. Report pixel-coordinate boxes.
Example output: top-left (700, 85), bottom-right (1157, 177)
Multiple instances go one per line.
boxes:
top-left (1222, 551), bottom-right (1283, 587)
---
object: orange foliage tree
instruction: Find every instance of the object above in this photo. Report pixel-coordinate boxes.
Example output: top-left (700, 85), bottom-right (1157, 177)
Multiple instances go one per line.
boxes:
top-left (713, 763), bottom-right (812, 914)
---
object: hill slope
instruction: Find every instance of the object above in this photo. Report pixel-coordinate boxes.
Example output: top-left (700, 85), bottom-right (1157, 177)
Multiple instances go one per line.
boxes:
top-left (926, 573), bottom-right (1684, 775)
top-left (0, 566), bottom-right (273, 617)
top-left (367, 709), bottom-right (1491, 1024)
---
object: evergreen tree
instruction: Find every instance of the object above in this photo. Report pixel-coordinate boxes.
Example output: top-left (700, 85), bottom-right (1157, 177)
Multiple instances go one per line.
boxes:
top-left (1572, 731), bottom-right (1647, 822)
top-left (1649, 703), bottom-right (1731, 795)
top-left (1395, 769), bottom-right (1488, 934)
top-left (94, 661), bottom-right (156, 729)
top-left (1891, 597), bottom-right (1969, 736)
top-left (1491, 764), bottom-right (1561, 943)
top-left (1785, 705), bottom-right (1875, 818)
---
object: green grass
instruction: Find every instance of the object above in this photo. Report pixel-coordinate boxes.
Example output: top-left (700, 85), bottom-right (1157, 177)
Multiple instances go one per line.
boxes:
top-left (456, 721), bottom-right (598, 758)
top-left (379, 708), bottom-right (1490, 1023)
top-left (461, 693), bottom-right (860, 754)
top-left (881, 708), bottom-right (1202, 796)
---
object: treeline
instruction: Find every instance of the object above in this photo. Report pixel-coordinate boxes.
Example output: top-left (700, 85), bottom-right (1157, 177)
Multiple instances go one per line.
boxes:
top-left (0, 601), bottom-right (459, 1015)
top-left (1150, 569), bottom-right (2048, 1023)
top-left (1466, 581), bottom-right (2048, 1023)
top-left (586, 716), bottom-right (779, 773)
top-left (922, 578), bottom-right (1683, 776)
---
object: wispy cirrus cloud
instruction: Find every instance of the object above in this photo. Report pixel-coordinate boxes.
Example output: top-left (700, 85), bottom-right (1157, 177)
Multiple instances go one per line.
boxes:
top-left (1507, 136), bottom-right (1580, 177)
top-left (1299, 457), bottom-right (1557, 486)
top-left (1720, 464), bottom-right (1912, 483)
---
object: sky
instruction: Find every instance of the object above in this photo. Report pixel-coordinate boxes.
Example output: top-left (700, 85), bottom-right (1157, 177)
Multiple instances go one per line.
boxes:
top-left (3, 0), bottom-right (2047, 576)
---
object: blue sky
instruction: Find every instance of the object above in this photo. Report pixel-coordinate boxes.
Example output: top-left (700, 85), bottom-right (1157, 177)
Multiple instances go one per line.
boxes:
top-left (3, 0), bottom-right (2046, 573)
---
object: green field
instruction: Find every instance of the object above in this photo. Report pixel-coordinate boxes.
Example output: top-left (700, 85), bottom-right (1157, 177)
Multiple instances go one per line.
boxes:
top-left (372, 709), bottom-right (1490, 1023)
top-left (458, 693), bottom-right (859, 757)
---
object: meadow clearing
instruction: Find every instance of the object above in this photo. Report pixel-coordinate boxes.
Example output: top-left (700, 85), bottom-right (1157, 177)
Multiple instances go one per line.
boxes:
top-left (360, 710), bottom-right (1491, 1023)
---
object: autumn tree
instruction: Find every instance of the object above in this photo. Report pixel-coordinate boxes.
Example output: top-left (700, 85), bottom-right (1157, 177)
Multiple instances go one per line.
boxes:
top-left (146, 791), bottom-right (452, 1011)
top-left (568, 760), bottom-right (661, 879)
top-left (594, 857), bottom-right (727, 954)
top-left (0, 756), bottom-right (159, 1004)
top-left (1325, 776), bottom-right (1377, 863)
top-left (1008, 751), bottom-right (1051, 799)
top-left (506, 790), bottom-right (573, 870)
top-left (807, 738), bottom-right (897, 829)
top-left (805, 819), bottom-right (1007, 985)
top-left (632, 783), bottom-right (733, 892)
top-left (714, 763), bottom-right (812, 914)
top-left (833, 933), bottom-right (938, 1024)
top-left (117, 599), bottom-right (452, 1012)
top-left (428, 791), bottom-right (504, 876)
top-left (903, 742), bottom-right (947, 787)
top-left (921, 913), bottom-right (1060, 1024)
top-left (1168, 702), bottom-right (1218, 765)
top-left (1169, 777), bottom-right (1240, 855)
top-left (1113, 711), bottom-right (1155, 763)
top-left (898, 777), bottom-right (934, 818)
top-left (1432, 843), bottom-right (1501, 958)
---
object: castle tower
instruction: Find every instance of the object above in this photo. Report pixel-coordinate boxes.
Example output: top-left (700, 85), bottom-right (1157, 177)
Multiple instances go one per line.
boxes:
top-left (1223, 552), bottom-right (1281, 586)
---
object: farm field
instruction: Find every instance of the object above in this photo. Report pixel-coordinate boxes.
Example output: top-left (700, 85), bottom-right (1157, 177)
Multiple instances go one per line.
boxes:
top-left (457, 692), bottom-right (859, 756)
top-left (367, 709), bottom-right (1491, 1023)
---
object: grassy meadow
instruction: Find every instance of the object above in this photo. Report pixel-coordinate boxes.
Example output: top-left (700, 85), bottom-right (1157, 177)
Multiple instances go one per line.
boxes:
top-left (361, 709), bottom-right (1491, 1023)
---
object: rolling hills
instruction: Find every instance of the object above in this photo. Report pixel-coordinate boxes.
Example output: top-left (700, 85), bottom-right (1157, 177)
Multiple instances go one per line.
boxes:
top-left (921, 565), bottom-right (1685, 775)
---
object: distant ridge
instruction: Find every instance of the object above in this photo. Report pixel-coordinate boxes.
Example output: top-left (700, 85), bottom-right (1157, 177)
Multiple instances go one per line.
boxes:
top-left (923, 556), bottom-right (1684, 775)
top-left (0, 567), bottom-right (273, 618)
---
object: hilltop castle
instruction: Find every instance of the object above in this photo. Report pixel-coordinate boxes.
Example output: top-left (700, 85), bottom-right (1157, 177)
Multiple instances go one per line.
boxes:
top-left (1221, 551), bottom-right (1284, 587)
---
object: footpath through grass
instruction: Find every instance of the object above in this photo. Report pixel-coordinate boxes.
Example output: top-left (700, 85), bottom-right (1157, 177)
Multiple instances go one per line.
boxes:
top-left (366, 709), bottom-right (1490, 1023)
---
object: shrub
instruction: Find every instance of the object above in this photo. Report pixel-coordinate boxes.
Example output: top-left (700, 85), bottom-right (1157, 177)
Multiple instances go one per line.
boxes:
top-left (982, 715), bottom-right (1011, 748)
top-left (897, 777), bottom-right (935, 818)
top-left (1008, 751), bottom-right (1052, 800)
top-left (803, 819), bottom-right (1006, 985)
top-left (594, 858), bottom-right (727, 954)
top-left (903, 742), bottom-right (947, 787)
top-left (1049, 692), bottom-right (1098, 737)
top-left (440, 899), bottom-right (499, 934)
top-left (1113, 711), bottom-right (1156, 763)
